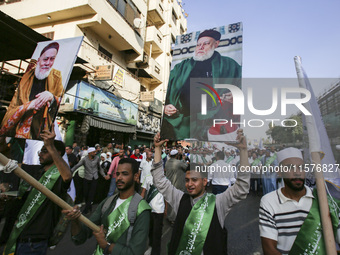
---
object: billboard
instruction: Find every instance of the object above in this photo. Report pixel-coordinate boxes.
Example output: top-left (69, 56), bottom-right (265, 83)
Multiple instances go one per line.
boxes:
top-left (62, 81), bottom-right (138, 125)
top-left (161, 23), bottom-right (243, 141)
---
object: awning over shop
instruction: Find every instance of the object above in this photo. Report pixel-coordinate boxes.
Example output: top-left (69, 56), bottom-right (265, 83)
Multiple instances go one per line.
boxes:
top-left (88, 116), bottom-right (136, 133)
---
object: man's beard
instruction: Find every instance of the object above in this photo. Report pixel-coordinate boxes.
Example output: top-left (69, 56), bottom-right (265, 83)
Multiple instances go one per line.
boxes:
top-left (35, 64), bottom-right (52, 80)
top-left (193, 47), bottom-right (215, 62)
top-left (284, 178), bottom-right (305, 191)
top-left (116, 178), bottom-right (134, 191)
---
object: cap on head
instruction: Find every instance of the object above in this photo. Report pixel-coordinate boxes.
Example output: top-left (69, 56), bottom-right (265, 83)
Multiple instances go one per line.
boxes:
top-left (40, 42), bottom-right (59, 56)
top-left (276, 147), bottom-right (303, 164)
top-left (197, 29), bottom-right (221, 41)
top-left (88, 147), bottom-right (96, 153)
top-left (170, 149), bottom-right (178, 156)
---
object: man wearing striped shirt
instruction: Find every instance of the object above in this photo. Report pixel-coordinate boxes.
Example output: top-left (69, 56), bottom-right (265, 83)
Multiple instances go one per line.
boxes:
top-left (259, 147), bottom-right (340, 254)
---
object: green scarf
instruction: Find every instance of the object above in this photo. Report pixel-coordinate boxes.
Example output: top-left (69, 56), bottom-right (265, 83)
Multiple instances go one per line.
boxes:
top-left (176, 193), bottom-right (216, 255)
top-left (201, 155), bottom-right (208, 164)
top-left (264, 153), bottom-right (276, 166)
top-left (4, 165), bottom-right (60, 255)
top-left (225, 156), bottom-right (234, 164)
top-left (146, 184), bottom-right (160, 204)
top-left (289, 188), bottom-right (340, 255)
top-left (251, 158), bottom-right (261, 166)
top-left (94, 197), bottom-right (150, 255)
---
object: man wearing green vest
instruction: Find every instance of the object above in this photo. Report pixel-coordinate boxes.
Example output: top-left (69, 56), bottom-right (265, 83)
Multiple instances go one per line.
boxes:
top-left (259, 147), bottom-right (340, 255)
top-left (161, 29), bottom-right (241, 141)
top-left (152, 130), bottom-right (250, 255)
top-left (4, 127), bottom-right (72, 255)
top-left (63, 157), bottom-right (151, 255)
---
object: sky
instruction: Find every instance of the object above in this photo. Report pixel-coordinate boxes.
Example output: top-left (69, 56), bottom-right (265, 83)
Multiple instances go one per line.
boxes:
top-left (181, 0), bottom-right (340, 141)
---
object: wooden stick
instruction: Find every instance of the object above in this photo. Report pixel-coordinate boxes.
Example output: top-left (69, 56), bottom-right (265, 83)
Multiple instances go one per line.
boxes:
top-left (0, 153), bottom-right (100, 232)
top-left (311, 152), bottom-right (337, 255)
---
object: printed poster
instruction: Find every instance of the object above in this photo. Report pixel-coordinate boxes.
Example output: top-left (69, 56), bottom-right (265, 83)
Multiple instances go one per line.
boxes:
top-left (0, 37), bottom-right (83, 140)
top-left (161, 23), bottom-right (243, 141)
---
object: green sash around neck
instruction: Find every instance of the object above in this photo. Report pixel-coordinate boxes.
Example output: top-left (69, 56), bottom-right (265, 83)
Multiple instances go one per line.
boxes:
top-left (251, 158), bottom-right (261, 166)
top-left (201, 155), bottom-right (207, 164)
top-left (146, 184), bottom-right (159, 204)
top-left (176, 193), bottom-right (216, 255)
top-left (94, 196), bottom-right (150, 255)
top-left (264, 153), bottom-right (276, 166)
top-left (4, 165), bottom-right (60, 255)
top-left (289, 188), bottom-right (340, 255)
top-left (225, 156), bottom-right (234, 164)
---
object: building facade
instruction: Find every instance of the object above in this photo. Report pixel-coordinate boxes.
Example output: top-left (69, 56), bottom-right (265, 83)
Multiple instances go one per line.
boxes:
top-left (0, 0), bottom-right (187, 147)
top-left (317, 79), bottom-right (340, 160)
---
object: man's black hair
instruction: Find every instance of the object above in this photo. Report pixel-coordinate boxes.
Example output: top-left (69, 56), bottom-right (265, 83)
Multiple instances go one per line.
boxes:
top-left (186, 163), bottom-right (208, 179)
top-left (54, 140), bottom-right (65, 156)
top-left (216, 151), bottom-right (224, 160)
top-left (118, 157), bottom-right (139, 175)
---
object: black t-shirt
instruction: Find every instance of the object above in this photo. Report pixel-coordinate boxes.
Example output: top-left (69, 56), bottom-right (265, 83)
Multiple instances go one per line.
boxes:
top-left (18, 164), bottom-right (70, 240)
top-left (67, 153), bottom-right (78, 168)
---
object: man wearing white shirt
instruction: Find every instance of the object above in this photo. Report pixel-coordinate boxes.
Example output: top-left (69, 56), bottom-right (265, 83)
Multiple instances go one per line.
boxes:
top-left (209, 151), bottom-right (236, 194)
top-left (259, 147), bottom-right (340, 254)
top-left (139, 151), bottom-right (153, 186)
top-left (141, 156), bottom-right (165, 255)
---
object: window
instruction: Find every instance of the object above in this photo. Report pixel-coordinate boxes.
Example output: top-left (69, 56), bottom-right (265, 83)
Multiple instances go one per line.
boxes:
top-left (98, 45), bottom-right (112, 61)
top-left (171, 35), bottom-right (176, 44)
top-left (172, 9), bottom-right (177, 25)
top-left (107, 0), bottom-right (141, 34)
top-left (117, 0), bottom-right (127, 16)
top-left (180, 25), bottom-right (185, 34)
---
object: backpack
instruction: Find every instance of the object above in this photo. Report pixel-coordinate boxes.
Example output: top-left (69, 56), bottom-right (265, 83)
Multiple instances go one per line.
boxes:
top-left (101, 193), bottom-right (142, 245)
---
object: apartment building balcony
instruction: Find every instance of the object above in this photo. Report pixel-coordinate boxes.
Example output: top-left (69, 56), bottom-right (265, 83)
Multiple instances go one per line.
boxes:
top-left (145, 57), bottom-right (162, 84)
top-left (145, 25), bottom-right (163, 54)
top-left (147, 0), bottom-right (165, 25)
top-left (0, 0), bottom-right (145, 55)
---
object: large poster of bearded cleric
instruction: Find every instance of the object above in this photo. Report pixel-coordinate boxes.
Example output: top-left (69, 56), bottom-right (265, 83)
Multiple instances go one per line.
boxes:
top-left (0, 37), bottom-right (83, 140)
top-left (161, 23), bottom-right (243, 141)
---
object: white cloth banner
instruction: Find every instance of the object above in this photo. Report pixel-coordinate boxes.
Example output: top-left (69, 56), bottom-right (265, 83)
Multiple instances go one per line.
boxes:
top-left (294, 56), bottom-right (340, 185)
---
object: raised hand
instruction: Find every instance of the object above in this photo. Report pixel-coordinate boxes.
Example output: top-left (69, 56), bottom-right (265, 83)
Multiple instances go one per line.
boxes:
top-left (154, 132), bottom-right (169, 148)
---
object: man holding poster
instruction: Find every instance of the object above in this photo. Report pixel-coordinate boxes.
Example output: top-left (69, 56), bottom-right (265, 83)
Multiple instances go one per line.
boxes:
top-left (162, 25), bottom-right (242, 141)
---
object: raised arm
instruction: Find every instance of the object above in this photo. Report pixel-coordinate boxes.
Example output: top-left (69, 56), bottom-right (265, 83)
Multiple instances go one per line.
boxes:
top-left (71, 157), bottom-right (85, 173)
top-left (152, 133), bottom-right (184, 213)
top-left (40, 126), bottom-right (72, 182)
top-left (216, 129), bottom-right (250, 225)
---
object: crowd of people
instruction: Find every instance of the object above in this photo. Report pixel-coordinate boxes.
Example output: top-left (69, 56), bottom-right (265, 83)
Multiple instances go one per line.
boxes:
top-left (0, 128), bottom-right (339, 255)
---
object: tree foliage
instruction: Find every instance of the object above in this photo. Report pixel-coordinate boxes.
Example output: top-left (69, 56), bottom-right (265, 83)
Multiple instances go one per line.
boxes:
top-left (267, 115), bottom-right (303, 144)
